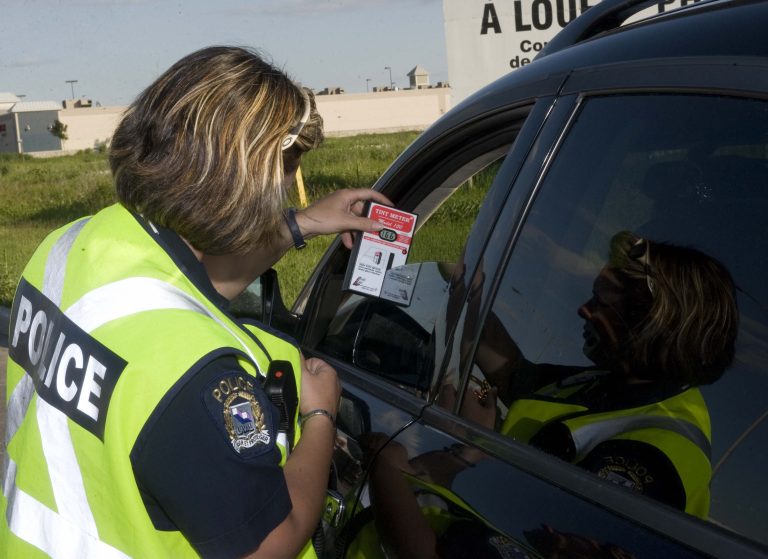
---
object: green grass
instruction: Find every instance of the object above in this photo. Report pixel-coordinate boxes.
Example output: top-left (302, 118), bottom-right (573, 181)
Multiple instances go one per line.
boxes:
top-left (0, 133), bottom-right (495, 309)
top-left (0, 134), bottom-right (421, 307)
top-left (410, 163), bottom-right (497, 264)
top-left (0, 151), bottom-right (116, 306)
top-left (0, 132), bottom-right (491, 309)
top-left (272, 179), bottom-right (488, 304)
top-left (292, 132), bottom-right (419, 198)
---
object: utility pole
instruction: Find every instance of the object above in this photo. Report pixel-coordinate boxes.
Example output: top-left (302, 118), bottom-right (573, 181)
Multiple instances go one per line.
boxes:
top-left (384, 66), bottom-right (394, 90)
top-left (65, 80), bottom-right (78, 99)
top-left (14, 112), bottom-right (22, 154)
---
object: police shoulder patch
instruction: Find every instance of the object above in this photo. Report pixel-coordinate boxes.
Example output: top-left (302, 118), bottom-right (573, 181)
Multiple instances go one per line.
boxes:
top-left (202, 371), bottom-right (276, 458)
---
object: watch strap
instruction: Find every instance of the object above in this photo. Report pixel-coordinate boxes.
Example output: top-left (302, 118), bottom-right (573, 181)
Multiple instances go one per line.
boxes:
top-left (283, 207), bottom-right (306, 250)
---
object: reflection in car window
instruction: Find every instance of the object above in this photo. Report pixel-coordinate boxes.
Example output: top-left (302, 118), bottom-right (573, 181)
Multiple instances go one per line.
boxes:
top-left (468, 94), bottom-right (768, 545)
top-left (310, 154), bottom-right (509, 397)
top-left (410, 162), bottom-right (501, 264)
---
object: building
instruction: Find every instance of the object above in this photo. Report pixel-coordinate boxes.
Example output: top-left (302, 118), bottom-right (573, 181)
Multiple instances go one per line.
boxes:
top-left (407, 65), bottom-right (430, 89)
top-left (0, 99), bottom-right (62, 154)
top-left (314, 87), bottom-right (451, 136)
top-left (0, 93), bottom-right (20, 114)
top-left (57, 104), bottom-right (124, 152)
top-left (0, 93), bottom-right (125, 155)
top-left (0, 79), bottom-right (452, 154)
top-left (317, 87), bottom-right (346, 95)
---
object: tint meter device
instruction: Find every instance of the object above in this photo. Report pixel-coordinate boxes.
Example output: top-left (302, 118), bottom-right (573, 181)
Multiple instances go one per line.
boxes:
top-left (343, 202), bottom-right (418, 305)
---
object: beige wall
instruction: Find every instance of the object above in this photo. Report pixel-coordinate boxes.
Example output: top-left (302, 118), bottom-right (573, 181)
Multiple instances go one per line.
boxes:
top-left (58, 106), bottom-right (125, 151)
top-left (315, 88), bottom-right (452, 136)
top-left (32, 88), bottom-right (451, 155)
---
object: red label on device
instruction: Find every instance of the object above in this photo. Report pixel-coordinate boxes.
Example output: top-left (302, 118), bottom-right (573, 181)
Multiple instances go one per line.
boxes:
top-left (370, 204), bottom-right (416, 234)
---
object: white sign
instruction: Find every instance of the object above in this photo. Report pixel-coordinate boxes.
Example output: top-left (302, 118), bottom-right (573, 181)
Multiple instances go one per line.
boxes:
top-left (443, 0), bottom-right (704, 103)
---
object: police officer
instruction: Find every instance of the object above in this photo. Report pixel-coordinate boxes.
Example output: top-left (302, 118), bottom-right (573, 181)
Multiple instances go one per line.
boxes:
top-left (1, 46), bottom-right (390, 558)
top-left (492, 231), bottom-right (739, 518)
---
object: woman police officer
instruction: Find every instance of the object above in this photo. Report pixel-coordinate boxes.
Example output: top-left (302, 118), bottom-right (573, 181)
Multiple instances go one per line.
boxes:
top-left (496, 231), bottom-right (739, 517)
top-left (2, 46), bottom-right (390, 558)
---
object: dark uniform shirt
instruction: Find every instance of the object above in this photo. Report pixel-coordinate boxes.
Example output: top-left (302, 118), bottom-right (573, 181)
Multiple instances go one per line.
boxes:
top-left (129, 216), bottom-right (291, 558)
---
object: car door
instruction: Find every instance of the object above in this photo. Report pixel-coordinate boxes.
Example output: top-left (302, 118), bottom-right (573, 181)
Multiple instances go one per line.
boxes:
top-left (290, 98), bottom-right (553, 557)
top-left (320, 89), bottom-right (724, 559)
top-left (282, 60), bottom-right (768, 557)
top-left (443, 61), bottom-right (768, 558)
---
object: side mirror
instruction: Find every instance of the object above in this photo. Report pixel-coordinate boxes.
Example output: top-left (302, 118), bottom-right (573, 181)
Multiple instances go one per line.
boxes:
top-left (337, 390), bottom-right (371, 440)
top-left (351, 299), bottom-right (433, 393)
top-left (230, 269), bottom-right (300, 337)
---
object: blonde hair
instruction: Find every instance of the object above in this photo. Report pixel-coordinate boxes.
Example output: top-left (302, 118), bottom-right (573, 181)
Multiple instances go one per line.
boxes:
top-left (608, 231), bottom-right (739, 386)
top-left (109, 46), bottom-right (323, 254)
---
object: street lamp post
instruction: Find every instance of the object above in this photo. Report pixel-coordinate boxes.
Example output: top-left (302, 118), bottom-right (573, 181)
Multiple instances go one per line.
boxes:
top-left (384, 66), bottom-right (394, 90)
top-left (65, 80), bottom-right (78, 99)
top-left (366, 78), bottom-right (371, 92)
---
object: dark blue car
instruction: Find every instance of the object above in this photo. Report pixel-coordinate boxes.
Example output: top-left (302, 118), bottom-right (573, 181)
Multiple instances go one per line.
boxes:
top-left (248, 1), bottom-right (768, 556)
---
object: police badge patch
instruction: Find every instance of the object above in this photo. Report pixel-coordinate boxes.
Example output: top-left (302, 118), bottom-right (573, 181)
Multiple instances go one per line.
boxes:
top-left (203, 372), bottom-right (276, 457)
top-left (224, 392), bottom-right (271, 452)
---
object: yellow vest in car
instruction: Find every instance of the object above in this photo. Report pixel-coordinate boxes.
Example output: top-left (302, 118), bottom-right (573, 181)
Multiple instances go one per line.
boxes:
top-left (0, 204), bottom-right (316, 559)
top-left (501, 376), bottom-right (712, 518)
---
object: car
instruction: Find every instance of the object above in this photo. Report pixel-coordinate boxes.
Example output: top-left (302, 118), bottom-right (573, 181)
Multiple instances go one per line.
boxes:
top-left (238, 0), bottom-right (768, 556)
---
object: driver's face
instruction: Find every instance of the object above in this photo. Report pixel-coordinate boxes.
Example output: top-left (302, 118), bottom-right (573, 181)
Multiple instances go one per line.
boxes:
top-left (578, 268), bottom-right (633, 369)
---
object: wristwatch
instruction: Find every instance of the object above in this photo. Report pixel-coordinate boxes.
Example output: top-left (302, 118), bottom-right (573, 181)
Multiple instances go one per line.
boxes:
top-left (283, 207), bottom-right (306, 250)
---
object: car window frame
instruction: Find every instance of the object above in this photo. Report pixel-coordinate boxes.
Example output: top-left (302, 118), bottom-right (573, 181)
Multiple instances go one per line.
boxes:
top-left (293, 104), bottom-right (542, 396)
top-left (440, 61), bottom-right (768, 558)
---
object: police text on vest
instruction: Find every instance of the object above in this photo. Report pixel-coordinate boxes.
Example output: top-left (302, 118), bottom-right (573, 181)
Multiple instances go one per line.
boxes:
top-left (9, 278), bottom-right (127, 440)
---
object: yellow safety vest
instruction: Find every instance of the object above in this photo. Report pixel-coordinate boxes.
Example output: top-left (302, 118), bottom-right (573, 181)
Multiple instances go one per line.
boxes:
top-left (344, 472), bottom-right (522, 559)
top-left (1, 204), bottom-right (316, 558)
top-left (501, 373), bottom-right (712, 518)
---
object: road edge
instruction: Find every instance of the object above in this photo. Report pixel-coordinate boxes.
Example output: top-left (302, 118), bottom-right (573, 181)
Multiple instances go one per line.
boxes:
top-left (0, 305), bottom-right (8, 348)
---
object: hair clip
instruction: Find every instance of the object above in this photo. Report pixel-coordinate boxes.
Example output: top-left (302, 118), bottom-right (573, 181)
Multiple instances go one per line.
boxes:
top-left (282, 89), bottom-right (311, 151)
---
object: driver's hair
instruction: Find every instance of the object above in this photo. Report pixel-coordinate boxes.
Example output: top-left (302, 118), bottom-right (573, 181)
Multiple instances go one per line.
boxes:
top-left (109, 45), bottom-right (323, 254)
top-left (608, 231), bottom-right (739, 386)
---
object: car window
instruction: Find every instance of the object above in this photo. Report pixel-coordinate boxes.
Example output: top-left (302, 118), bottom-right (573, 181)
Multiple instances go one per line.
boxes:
top-left (303, 120), bottom-right (527, 397)
top-left (465, 94), bottom-right (768, 545)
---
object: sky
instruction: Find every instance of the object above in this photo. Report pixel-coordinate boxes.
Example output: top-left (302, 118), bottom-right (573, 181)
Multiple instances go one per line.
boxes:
top-left (1, 0), bottom-right (448, 107)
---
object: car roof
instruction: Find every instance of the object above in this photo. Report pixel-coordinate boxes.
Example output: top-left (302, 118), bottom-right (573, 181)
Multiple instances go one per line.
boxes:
top-left (428, 0), bottom-right (768, 137)
top-left (373, 0), bottom-right (768, 193)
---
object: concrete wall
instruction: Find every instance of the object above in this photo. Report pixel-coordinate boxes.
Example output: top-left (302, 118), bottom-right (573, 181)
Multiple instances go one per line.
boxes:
top-left (5, 88), bottom-right (452, 156)
top-left (315, 88), bottom-right (452, 136)
top-left (58, 106), bottom-right (125, 152)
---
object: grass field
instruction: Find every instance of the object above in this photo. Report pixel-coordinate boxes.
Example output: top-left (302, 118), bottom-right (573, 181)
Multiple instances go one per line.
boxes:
top-left (0, 150), bottom-right (116, 306)
top-left (0, 131), bottom-right (490, 309)
top-left (0, 132), bottom-right (438, 307)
